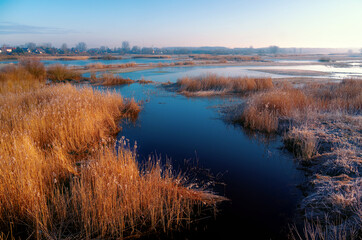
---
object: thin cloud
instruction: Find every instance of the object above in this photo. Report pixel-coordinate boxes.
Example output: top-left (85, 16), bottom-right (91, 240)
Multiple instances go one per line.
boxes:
top-left (0, 22), bottom-right (77, 34)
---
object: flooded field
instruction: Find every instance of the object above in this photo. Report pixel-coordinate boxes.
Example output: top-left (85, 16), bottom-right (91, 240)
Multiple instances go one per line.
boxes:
top-left (91, 56), bottom-right (361, 238)
top-left (95, 82), bottom-right (305, 239)
top-left (1, 56), bottom-right (361, 238)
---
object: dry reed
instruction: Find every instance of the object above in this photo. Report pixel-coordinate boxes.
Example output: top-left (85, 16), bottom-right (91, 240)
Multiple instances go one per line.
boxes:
top-left (97, 73), bottom-right (134, 86)
top-left (0, 67), bottom-right (223, 239)
top-left (239, 88), bottom-right (310, 133)
top-left (0, 59), bottom-right (46, 93)
top-left (46, 64), bottom-right (82, 82)
top-left (177, 74), bottom-right (273, 95)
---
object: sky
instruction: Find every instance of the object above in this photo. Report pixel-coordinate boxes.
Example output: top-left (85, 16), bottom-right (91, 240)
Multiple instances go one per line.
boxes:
top-left (0, 0), bottom-right (362, 49)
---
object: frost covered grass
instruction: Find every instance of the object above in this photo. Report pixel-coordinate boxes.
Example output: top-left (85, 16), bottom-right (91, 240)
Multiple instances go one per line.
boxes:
top-left (235, 79), bottom-right (361, 238)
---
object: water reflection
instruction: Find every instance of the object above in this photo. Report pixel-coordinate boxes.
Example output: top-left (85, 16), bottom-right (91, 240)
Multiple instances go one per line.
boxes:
top-left (95, 83), bottom-right (305, 239)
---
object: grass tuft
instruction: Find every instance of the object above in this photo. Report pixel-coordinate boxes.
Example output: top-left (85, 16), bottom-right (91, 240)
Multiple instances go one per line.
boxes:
top-left (177, 74), bottom-right (273, 95)
top-left (46, 64), bottom-right (82, 82)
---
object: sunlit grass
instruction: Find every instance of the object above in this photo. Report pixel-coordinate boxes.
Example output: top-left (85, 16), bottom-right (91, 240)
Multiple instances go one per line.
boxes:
top-left (47, 64), bottom-right (82, 82)
top-left (0, 65), bottom-right (224, 239)
top-left (177, 73), bottom-right (273, 95)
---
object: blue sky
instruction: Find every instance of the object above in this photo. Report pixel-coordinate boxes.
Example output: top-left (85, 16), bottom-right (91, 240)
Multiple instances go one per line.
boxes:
top-left (1, 0), bottom-right (361, 48)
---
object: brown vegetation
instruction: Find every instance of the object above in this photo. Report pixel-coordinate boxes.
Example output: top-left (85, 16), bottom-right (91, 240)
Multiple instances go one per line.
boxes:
top-left (86, 62), bottom-right (138, 70)
top-left (190, 54), bottom-right (261, 62)
top-left (177, 74), bottom-right (273, 96)
top-left (138, 77), bottom-right (154, 84)
top-left (96, 73), bottom-right (135, 86)
top-left (0, 58), bottom-right (46, 93)
top-left (239, 79), bottom-right (361, 133)
top-left (240, 87), bottom-right (309, 133)
top-left (46, 64), bottom-right (82, 82)
top-left (235, 78), bottom-right (361, 238)
top-left (89, 54), bottom-right (121, 60)
top-left (0, 62), bottom-right (223, 239)
top-left (132, 55), bottom-right (171, 59)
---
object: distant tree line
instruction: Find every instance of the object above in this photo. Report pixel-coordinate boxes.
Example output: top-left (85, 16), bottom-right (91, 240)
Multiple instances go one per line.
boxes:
top-left (1, 42), bottom-right (360, 56)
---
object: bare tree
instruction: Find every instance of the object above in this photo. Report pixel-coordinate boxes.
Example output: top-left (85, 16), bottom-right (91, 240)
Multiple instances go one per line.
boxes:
top-left (131, 46), bottom-right (140, 54)
top-left (61, 43), bottom-right (68, 54)
top-left (269, 45), bottom-right (279, 54)
top-left (75, 42), bottom-right (87, 52)
top-left (122, 41), bottom-right (130, 53)
top-left (25, 42), bottom-right (36, 50)
top-left (42, 43), bottom-right (52, 48)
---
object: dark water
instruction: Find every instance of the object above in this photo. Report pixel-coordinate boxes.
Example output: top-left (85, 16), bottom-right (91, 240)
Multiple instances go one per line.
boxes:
top-left (95, 82), bottom-right (305, 239)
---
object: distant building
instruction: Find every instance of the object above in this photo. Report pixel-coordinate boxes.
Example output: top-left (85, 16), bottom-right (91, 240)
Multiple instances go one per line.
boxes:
top-left (22, 48), bottom-right (31, 53)
top-left (5, 47), bottom-right (13, 53)
top-left (35, 48), bottom-right (44, 54)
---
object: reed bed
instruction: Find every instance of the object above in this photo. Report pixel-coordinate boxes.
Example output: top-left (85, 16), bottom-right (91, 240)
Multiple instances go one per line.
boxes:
top-left (0, 66), bottom-right (223, 239)
top-left (177, 74), bottom-right (273, 96)
top-left (240, 87), bottom-right (309, 133)
top-left (236, 79), bottom-right (361, 238)
top-left (46, 64), bottom-right (82, 82)
top-left (132, 55), bottom-right (171, 59)
top-left (190, 54), bottom-right (261, 62)
top-left (86, 62), bottom-right (138, 70)
top-left (239, 79), bottom-right (361, 133)
top-left (0, 58), bottom-right (46, 93)
top-left (89, 55), bottom-right (121, 60)
top-left (96, 73), bottom-right (135, 86)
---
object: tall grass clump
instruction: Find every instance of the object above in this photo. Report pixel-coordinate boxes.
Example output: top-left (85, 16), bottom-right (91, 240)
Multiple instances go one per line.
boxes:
top-left (19, 58), bottom-right (46, 80)
top-left (46, 64), bottom-right (82, 82)
top-left (239, 88), bottom-right (309, 133)
top-left (0, 59), bottom-right (46, 93)
top-left (177, 74), bottom-right (273, 95)
top-left (0, 68), bottom-right (223, 239)
top-left (307, 79), bottom-right (362, 113)
top-left (96, 73), bottom-right (134, 86)
top-left (283, 127), bottom-right (318, 160)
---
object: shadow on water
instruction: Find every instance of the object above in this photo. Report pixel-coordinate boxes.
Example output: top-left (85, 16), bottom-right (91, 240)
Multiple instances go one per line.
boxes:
top-left (95, 82), bottom-right (306, 239)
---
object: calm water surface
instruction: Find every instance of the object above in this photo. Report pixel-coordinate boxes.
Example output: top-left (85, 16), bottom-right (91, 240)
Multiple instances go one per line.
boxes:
top-left (95, 81), bottom-right (305, 239)
top-left (90, 60), bottom-right (362, 238)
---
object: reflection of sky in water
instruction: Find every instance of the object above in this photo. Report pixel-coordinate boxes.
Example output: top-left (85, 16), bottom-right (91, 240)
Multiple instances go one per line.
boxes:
top-left (118, 66), bottom-right (284, 83)
top-left (2, 58), bottom-right (361, 80)
top-left (250, 64), bottom-right (362, 79)
top-left (93, 82), bottom-right (305, 239)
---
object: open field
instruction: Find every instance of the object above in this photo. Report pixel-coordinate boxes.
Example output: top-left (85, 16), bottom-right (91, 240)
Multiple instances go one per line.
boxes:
top-left (0, 61), bottom-right (224, 239)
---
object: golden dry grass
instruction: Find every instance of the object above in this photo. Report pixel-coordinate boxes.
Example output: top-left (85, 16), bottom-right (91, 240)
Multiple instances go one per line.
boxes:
top-left (240, 87), bottom-right (310, 133)
top-left (19, 58), bottom-right (46, 80)
top-left (46, 64), bottom-right (82, 82)
top-left (239, 79), bottom-right (361, 133)
top-left (190, 54), bottom-right (261, 62)
top-left (177, 74), bottom-right (273, 95)
top-left (137, 78), bottom-right (154, 84)
top-left (306, 79), bottom-right (362, 112)
top-left (0, 66), bottom-right (223, 239)
top-left (96, 73), bottom-right (135, 86)
top-left (0, 59), bottom-right (46, 94)
top-left (283, 127), bottom-right (318, 160)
